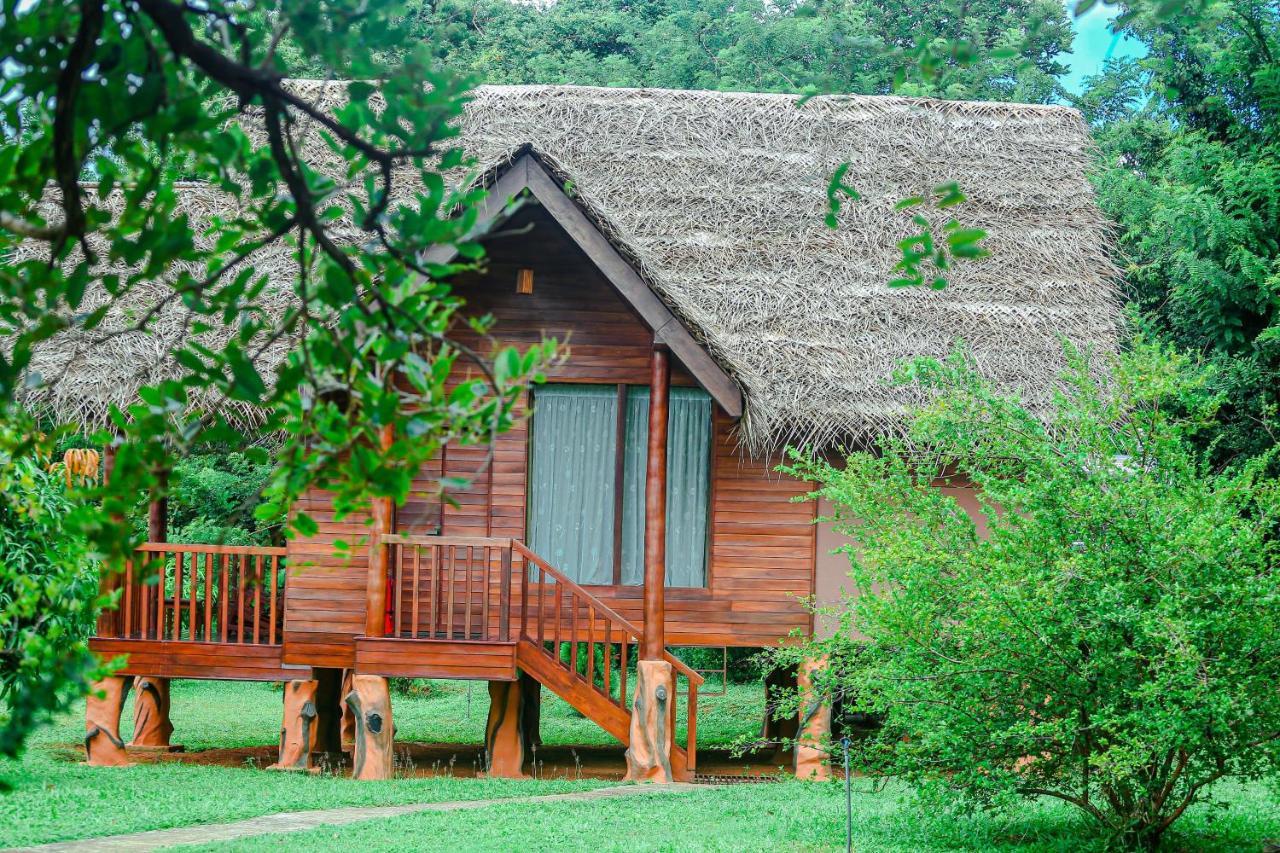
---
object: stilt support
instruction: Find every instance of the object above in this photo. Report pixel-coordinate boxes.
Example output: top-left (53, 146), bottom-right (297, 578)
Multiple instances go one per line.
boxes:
top-left (520, 671), bottom-right (542, 756)
top-left (794, 655), bottom-right (832, 780)
top-left (269, 679), bottom-right (321, 772)
top-left (484, 680), bottom-right (527, 778)
top-left (128, 676), bottom-right (179, 750)
top-left (85, 675), bottom-right (134, 766)
top-left (625, 659), bottom-right (675, 783)
top-left (347, 674), bottom-right (394, 780)
top-left (339, 669), bottom-right (356, 751)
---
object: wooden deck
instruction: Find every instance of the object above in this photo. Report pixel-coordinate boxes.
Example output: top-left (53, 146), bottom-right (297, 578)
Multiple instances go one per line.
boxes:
top-left (88, 638), bottom-right (300, 681)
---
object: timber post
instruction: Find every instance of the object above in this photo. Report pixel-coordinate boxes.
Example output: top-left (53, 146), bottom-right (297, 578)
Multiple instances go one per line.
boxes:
top-left (626, 344), bottom-right (677, 783)
top-left (484, 679), bottom-right (528, 778)
top-left (794, 655), bottom-right (833, 780)
top-left (268, 679), bottom-right (321, 772)
top-left (130, 468), bottom-right (178, 750)
top-left (350, 423), bottom-right (395, 780)
top-left (84, 675), bottom-right (134, 766)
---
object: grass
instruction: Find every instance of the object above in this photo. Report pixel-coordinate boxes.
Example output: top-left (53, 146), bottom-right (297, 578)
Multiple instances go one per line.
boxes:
top-left (186, 778), bottom-right (1280, 853)
top-left (2, 679), bottom-right (1279, 851)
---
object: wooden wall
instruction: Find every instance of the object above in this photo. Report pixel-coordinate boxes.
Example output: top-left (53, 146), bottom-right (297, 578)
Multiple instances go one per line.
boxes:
top-left (283, 206), bottom-right (814, 668)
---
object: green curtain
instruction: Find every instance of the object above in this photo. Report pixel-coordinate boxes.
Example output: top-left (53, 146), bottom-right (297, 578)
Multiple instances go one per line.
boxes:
top-left (620, 386), bottom-right (713, 587)
top-left (527, 385), bottom-right (617, 586)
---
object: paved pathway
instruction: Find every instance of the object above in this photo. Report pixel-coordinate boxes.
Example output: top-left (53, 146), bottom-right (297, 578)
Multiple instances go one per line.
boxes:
top-left (12, 783), bottom-right (702, 852)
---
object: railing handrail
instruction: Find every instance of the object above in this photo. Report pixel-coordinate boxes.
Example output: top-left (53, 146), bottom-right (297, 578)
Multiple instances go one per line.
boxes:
top-left (513, 542), bottom-right (640, 639)
top-left (136, 542), bottom-right (287, 556)
top-left (512, 542), bottom-right (704, 686)
top-left (383, 534), bottom-right (513, 548)
top-left (664, 651), bottom-right (705, 686)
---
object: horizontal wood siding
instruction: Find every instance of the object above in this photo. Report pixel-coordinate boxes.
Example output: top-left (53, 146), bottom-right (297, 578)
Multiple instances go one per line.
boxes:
top-left (90, 639), bottom-right (299, 681)
top-left (355, 638), bottom-right (517, 680)
top-left (283, 206), bottom-right (816, 669)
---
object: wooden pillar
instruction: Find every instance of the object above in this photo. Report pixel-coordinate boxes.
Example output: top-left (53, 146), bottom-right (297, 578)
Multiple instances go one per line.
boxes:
top-left (519, 671), bottom-right (542, 754)
top-left (364, 424), bottom-right (395, 638)
top-left (484, 680), bottom-right (527, 778)
top-left (131, 470), bottom-right (177, 749)
top-left (762, 664), bottom-right (799, 763)
top-left (339, 669), bottom-right (356, 750)
top-left (84, 675), bottom-right (133, 766)
top-left (794, 655), bottom-right (832, 781)
top-left (641, 346), bottom-right (669, 660)
top-left (627, 346), bottom-right (675, 782)
top-left (347, 673), bottom-right (394, 780)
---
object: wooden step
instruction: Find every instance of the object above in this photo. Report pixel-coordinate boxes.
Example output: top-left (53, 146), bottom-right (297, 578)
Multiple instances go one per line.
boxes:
top-left (514, 639), bottom-right (692, 781)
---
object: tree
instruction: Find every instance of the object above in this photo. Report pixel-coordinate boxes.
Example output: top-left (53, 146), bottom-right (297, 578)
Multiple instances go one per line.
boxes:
top-left (367, 0), bottom-right (1073, 102)
top-left (0, 1), bottom-right (553, 753)
top-left (1079, 0), bottom-right (1280, 468)
top-left (775, 342), bottom-right (1280, 849)
top-left (0, 432), bottom-right (108, 760)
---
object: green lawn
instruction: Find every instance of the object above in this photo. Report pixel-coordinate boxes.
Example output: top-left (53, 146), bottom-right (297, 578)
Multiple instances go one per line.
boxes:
top-left (2, 679), bottom-right (1279, 851)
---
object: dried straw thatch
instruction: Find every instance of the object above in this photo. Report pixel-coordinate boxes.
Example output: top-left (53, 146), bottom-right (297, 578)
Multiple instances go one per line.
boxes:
top-left (13, 82), bottom-right (1120, 451)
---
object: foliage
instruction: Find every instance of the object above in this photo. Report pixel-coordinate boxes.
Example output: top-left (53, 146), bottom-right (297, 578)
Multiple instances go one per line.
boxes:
top-left (279, 0), bottom-right (1073, 103)
top-left (0, 1), bottom-right (554, 753)
top-left (166, 449), bottom-right (280, 545)
top-left (775, 342), bottom-right (1280, 849)
top-left (1079, 0), bottom-right (1280, 467)
top-left (0, 430), bottom-right (109, 759)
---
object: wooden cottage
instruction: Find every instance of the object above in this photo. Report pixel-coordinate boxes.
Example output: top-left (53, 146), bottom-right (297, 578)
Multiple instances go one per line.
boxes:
top-left (25, 85), bottom-right (1119, 780)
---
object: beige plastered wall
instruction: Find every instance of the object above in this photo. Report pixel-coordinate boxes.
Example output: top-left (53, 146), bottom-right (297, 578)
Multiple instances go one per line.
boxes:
top-left (813, 474), bottom-right (991, 639)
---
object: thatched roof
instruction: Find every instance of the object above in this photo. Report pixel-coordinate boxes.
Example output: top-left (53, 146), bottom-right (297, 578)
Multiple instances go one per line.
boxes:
top-left (15, 82), bottom-right (1120, 451)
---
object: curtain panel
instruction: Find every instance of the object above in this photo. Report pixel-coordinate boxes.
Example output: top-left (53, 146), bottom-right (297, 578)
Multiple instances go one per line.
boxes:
top-left (528, 383), bottom-right (712, 589)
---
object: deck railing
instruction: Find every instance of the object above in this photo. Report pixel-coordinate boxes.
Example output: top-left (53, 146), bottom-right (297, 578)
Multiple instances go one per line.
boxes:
top-left (103, 543), bottom-right (288, 645)
top-left (381, 534), bottom-right (700, 769)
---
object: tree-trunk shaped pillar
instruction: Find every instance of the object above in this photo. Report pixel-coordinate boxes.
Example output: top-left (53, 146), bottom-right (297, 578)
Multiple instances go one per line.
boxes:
top-left (269, 679), bottom-right (321, 772)
top-left (794, 655), bottom-right (832, 780)
top-left (128, 676), bottom-right (178, 750)
top-left (347, 674), bottom-right (394, 780)
top-left (484, 680), bottom-right (527, 778)
top-left (85, 675), bottom-right (134, 766)
top-left (339, 669), bottom-right (356, 751)
top-left (625, 659), bottom-right (675, 782)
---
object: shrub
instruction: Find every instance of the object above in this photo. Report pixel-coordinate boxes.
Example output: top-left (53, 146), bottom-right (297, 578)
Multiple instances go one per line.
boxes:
top-left (776, 341), bottom-right (1280, 850)
top-left (0, 447), bottom-right (111, 758)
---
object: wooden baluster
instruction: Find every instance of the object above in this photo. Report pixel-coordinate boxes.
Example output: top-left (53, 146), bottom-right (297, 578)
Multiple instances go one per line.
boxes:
top-left (204, 552), bottom-right (215, 641)
top-left (393, 544), bottom-right (404, 638)
top-left (172, 550), bottom-right (183, 641)
top-left (120, 558), bottom-right (132, 639)
top-left (411, 546), bottom-right (422, 639)
top-left (619, 636), bottom-right (629, 708)
top-left (256, 555), bottom-right (266, 640)
top-left (499, 546), bottom-right (513, 643)
top-left (586, 610), bottom-right (595, 688)
top-left (219, 552), bottom-right (229, 643)
top-left (428, 545), bottom-right (440, 638)
top-left (518, 549), bottom-right (530, 640)
top-left (463, 546), bottom-right (474, 641)
top-left (156, 551), bottom-right (166, 642)
top-left (569, 593), bottom-right (579, 674)
top-left (535, 562), bottom-right (546, 648)
top-left (604, 621), bottom-right (612, 699)
top-left (188, 553), bottom-right (198, 641)
top-left (552, 581), bottom-right (562, 656)
top-left (446, 546), bottom-right (457, 641)
top-left (687, 680), bottom-right (698, 773)
top-left (138, 552), bottom-right (149, 640)
top-left (236, 554), bottom-right (246, 643)
top-left (481, 546), bottom-right (492, 641)
top-left (268, 554), bottom-right (280, 646)
top-left (668, 671), bottom-right (678, 748)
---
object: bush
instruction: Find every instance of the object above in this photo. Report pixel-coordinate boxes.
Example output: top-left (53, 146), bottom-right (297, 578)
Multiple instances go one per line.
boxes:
top-left (0, 449), bottom-right (110, 758)
top-left (777, 342), bottom-right (1280, 850)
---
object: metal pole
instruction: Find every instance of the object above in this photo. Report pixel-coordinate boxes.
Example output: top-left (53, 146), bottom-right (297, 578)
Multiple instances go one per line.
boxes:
top-left (843, 736), bottom-right (852, 853)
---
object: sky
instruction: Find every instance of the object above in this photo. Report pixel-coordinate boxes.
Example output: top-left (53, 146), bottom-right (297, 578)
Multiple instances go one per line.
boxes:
top-left (1058, 2), bottom-right (1147, 93)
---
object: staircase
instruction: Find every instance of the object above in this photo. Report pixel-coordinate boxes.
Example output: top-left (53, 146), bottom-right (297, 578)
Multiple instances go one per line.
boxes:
top-left (358, 535), bottom-right (701, 779)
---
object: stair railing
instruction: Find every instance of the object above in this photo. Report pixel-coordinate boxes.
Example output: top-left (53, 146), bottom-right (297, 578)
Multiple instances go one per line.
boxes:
top-left (513, 541), bottom-right (702, 771)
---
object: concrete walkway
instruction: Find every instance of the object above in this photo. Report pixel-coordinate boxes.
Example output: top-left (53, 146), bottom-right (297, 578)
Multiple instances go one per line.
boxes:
top-left (12, 783), bottom-right (702, 852)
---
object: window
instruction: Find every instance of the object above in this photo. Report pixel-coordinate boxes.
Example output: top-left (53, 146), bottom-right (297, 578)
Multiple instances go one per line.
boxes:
top-left (528, 383), bottom-right (712, 587)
